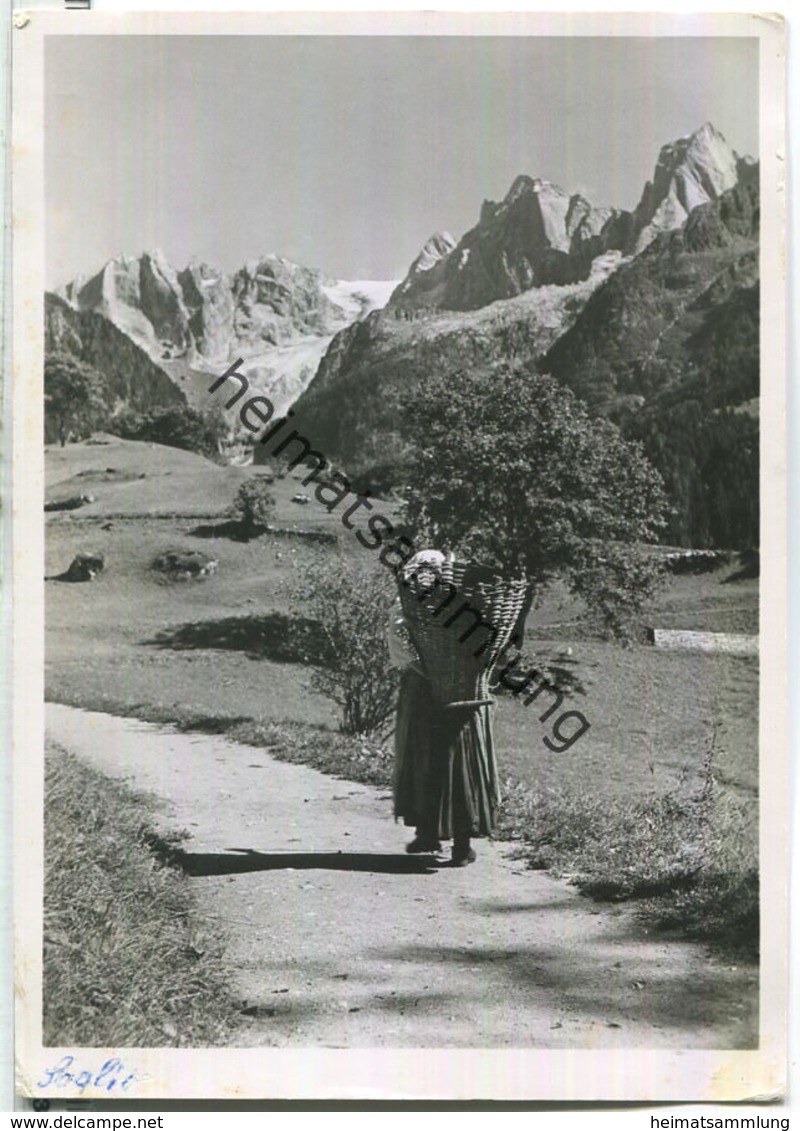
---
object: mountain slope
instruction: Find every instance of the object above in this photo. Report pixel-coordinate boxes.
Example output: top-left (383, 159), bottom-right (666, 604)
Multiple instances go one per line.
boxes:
top-left (539, 174), bottom-right (760, 547)
top-left (281, 254), bottom-right (624, 490)
top-left (45, 293), bottom-right (188, 415)
top-left (542, 175), bottom-right (759, 412)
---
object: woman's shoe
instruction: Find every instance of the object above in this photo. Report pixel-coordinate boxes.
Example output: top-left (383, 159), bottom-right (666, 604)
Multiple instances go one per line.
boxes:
top-left (451, 846), bottom-right (477, 867)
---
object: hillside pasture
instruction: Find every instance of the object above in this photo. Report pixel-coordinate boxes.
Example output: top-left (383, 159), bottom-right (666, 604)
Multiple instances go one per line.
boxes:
top-left (45, 433), bottom-right (352, 531)
top-left (46, 437), bottom-right (758, 817)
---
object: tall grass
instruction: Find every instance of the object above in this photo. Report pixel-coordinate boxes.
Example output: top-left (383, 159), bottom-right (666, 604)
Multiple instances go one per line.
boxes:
top-left (44, 744), bottom-right (241, 1047)
top-left (642, 780), bottom-right (759, 955)
top-left (495, 744), bottom-right (758, 958)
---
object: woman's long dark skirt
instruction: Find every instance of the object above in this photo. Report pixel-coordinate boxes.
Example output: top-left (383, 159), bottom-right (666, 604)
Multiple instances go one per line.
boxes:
top-left (393, 667), bottom-right (499, 840)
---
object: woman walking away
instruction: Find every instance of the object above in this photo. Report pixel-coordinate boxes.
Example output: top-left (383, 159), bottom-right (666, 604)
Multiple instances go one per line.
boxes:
top-left (388, 550), bottom-right (505, 867)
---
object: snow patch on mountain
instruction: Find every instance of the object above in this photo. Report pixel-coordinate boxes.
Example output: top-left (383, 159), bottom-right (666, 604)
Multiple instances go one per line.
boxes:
top-left (320, 279), bottom-right (397, 320)
top-left (237, 335), bottom-right (338, 418)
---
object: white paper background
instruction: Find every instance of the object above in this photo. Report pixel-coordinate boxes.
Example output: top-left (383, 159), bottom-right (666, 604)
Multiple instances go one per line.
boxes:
top-left (3, 0), bottom-right (794, 1114)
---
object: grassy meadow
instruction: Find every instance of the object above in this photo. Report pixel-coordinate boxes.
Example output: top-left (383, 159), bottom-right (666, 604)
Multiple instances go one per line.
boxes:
top-left (45, 435), bottom-right (760, 955)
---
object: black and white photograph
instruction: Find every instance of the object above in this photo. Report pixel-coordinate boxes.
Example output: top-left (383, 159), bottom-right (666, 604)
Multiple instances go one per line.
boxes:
top-left (11, 10), bottom-right (787, 1103)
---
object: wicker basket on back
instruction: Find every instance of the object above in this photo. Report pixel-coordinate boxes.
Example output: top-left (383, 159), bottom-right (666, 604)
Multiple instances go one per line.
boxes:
top-left (397, 559), bottom-right (530, 710)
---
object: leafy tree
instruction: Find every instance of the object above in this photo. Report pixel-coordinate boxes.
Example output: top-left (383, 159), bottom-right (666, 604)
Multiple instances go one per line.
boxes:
top-left (401, 362), bottom-right (668, 639)
top-left (291, 553), bottom-right (399, 736)
top-left (232, 476), bottom-right (276, 539)
top-left (111, 404), bottom-right (227, 460)
top-left (44, 353), bottom-right (108, 446)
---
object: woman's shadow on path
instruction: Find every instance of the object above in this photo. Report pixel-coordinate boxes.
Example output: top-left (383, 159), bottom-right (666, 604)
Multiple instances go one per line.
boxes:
top-left (148, 840), bottom-right (440, 876)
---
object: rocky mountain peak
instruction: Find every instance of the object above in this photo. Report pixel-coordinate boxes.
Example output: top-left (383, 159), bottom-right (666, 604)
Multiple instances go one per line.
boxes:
top-left (412, 231), bottom-right (456, 273)
top-left (55, 249), bottom-right (389, 367)
top-left (503, 174), bottom-right (534, 202)
top-left (140, 246), bottom-right (172, 269)
top-left (392, 172), bottom-right (619, 312)
top-left (389, 232), bottom-right (456, 305)
top-left (51, 249), bottom-right (399, 429)
top-left (502, 175), bottom-right (568, 203)
top-left (631, 122), bottom-right (744, 252)
top-left (388, 121), bottom-right (751, 314)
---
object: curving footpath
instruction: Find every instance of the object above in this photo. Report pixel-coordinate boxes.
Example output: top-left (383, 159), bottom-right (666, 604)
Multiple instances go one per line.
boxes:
top-left (45, 703), bottom-right (757, 1050)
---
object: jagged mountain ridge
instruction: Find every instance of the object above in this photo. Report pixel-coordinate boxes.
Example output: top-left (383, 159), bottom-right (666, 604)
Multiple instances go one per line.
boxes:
top-left (542, 171), bottom-right (760, 412)
top-left (389, 178), bottom-right (632, 311)
top-left (58, 250), bottom-right (396, 366)
top-left (53, 252), bottom-right (397, 424)
top-left (289, 159), bottom-right (759, 547)
top-left (47, 121), bottom-right (759, 545)
top-left (390, 123), bottom-right (749, 313)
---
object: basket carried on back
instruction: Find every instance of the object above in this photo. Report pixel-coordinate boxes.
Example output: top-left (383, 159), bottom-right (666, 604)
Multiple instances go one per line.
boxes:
top-left (397, 559), bottom-right (530, 710)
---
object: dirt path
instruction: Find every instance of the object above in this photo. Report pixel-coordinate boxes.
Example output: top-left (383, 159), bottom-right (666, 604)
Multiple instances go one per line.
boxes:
top-left (45, 703), bottom-right (757, 1049)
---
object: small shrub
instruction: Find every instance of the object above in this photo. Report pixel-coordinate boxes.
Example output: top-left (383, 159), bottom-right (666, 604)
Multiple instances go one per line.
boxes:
top-left (151, 549), bottom-right (217, 582)
top-left (291, 552), bottom-right (399, 736)
top-left (232, 476), bottom-right (276, 539)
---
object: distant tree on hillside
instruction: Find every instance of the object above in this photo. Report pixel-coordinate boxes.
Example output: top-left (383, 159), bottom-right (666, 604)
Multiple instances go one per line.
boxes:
top-left (44, 353), bottom-right (108, 446)
top-left (401, 363), bottom-right (668, 640)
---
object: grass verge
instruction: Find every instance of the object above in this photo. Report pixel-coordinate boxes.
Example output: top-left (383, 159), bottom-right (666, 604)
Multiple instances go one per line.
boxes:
top-left (44, 743), bottom-right (241, 1047)
top-left (494, 768), bottom-right (758, 959)
top-left (48, 694), bottom-right (396, 790)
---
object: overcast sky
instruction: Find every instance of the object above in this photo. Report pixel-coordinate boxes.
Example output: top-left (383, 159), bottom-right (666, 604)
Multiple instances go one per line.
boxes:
top-left (45, 34), bottom-right (759, 287)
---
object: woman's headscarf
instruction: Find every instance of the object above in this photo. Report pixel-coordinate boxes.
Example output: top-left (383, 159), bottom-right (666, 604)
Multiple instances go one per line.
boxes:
top-left (400, 549), bottom-right (447, 586)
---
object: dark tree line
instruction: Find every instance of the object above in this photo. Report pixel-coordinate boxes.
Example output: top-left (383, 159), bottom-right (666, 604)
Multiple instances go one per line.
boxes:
top-left (621, 387), bottom-right (759, 550)
top-left (44, 350), bottom-right (227, 459)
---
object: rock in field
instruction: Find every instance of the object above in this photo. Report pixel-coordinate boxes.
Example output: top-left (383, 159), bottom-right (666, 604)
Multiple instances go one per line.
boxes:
top-left (151, 549), bottom-right (218, 582)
